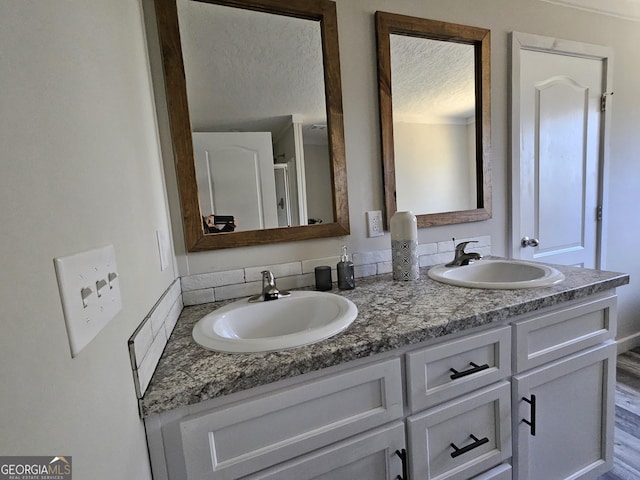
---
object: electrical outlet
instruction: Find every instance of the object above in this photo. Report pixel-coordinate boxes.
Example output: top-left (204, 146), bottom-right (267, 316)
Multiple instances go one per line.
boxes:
top-left (54, 245), bottom-right (122, 357)
top-left (366, 210), bottom-right (384, 237)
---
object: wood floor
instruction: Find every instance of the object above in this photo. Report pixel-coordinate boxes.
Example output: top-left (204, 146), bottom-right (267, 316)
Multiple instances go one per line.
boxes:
top-left (598, 346), bottom-right (640, 480)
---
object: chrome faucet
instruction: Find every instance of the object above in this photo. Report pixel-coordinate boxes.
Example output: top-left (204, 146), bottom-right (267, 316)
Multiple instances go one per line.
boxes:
top-left (248, 270), bottom-right (291, 302)
top-left (446, 241), bottom-right (482, 267)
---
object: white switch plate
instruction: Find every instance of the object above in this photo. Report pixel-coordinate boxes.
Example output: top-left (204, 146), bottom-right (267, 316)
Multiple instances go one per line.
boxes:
top-left (54, 245), bottom-right (122, 357)
top-left (366, 210), bottom-right (384, 237)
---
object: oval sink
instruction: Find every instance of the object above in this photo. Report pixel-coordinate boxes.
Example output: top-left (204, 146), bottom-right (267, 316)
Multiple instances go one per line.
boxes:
top-left (192, 291), bottom-right (358, 353)
top-left (428, 259), bottom-right (565, 289)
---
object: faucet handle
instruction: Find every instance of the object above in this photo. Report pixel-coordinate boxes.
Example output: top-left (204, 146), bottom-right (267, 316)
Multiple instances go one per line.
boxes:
top-left (455, 240), bottom-right (478, 252)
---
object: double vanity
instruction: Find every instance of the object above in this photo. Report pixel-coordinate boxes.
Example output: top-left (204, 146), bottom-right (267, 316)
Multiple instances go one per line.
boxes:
top-left (141, 261), bottom-right (628, 480)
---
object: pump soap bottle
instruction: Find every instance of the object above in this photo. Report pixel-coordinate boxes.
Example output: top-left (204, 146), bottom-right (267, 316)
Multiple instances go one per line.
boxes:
top-left (337, 245), bottom-right (355, 290)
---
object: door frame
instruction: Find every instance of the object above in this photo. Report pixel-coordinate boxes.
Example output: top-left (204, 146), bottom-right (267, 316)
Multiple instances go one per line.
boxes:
top-left (510, 32), bottom-right (614, 268)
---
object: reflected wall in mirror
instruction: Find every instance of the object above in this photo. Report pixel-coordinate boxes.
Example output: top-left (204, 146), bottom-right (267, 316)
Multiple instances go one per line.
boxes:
top-left (154, 0), bottom-right (349, 251)
top-left (376, 11), bottom-right (491, 229)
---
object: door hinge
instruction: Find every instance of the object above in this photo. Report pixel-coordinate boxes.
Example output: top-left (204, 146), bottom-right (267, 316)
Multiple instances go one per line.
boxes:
top-left (596, 205), bottom-right (603, 221)
top-left (601, 92), bottom-right (614, 112)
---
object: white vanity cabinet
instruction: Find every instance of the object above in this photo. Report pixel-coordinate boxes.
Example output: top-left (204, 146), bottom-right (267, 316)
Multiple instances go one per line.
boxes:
top-left (144, 291), bottom-right (620, 480)
top-left (511, 293), bottom-right (617, 480)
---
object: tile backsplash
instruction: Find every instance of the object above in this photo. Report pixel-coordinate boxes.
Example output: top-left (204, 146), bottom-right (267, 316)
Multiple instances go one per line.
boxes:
top-left (128, 279), bottom-right (182, 399)
top-left (180, 235), bottom-right (491, 306)
top-left (128, 235), bottom-right (490, 401)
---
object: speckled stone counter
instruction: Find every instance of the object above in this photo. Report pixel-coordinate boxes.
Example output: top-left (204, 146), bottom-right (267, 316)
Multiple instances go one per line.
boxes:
top-left (140, 263), bottom-right (628, 417)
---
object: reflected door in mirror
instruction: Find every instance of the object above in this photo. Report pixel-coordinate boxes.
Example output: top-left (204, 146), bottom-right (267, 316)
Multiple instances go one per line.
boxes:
top-left (193, 132), bottom-right (278, 232)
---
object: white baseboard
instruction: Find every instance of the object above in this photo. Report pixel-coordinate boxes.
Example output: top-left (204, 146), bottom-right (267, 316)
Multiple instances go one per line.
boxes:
top-left (617, 331), bottom-right (640, 354)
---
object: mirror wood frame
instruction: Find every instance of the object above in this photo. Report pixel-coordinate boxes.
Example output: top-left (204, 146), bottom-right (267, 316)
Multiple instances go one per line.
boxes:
top-left (375, 11), bottom-right (492, 229)
top-left (154, 0), bottom-right (350, 251)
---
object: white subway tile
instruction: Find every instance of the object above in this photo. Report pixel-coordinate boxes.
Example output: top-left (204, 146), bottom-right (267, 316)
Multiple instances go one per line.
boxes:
top-left (354, 264), bottom-right (377, 278)
top-left (132, 320), bottom-right (153, 369)
top-left (438, 235), bottom-right (491, 253)
top-left (137, 332), bottom-right (168, 397)
top-left (301, 256), bottom-right (340, 274)
top-left (163, 296), bottom-right (183, 339)
top-left (245, 262), bottom-right (302, 282)
top-left (420, 252), bottom-right (452, 267)
top-left (181, 269), bottom-right (245, 291)
top-left (277, 273), bottom-right (315, 291)
top-left (215, 281), bottom-right (261, 301)
top-left (353, 249), bottom-right (392, 266)
top-left (182, 289), bottom-right (215, 306)
top-left (377, 261), bottom-right (393, 274)
top-left (417, 242), bottom-right (437, 256)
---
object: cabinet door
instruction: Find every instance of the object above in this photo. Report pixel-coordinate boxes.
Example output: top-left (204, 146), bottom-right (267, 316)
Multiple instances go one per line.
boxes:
top-left (244, 421), bottom-right (406, 480)
top-left (512, 341), bottom-right (616, 480)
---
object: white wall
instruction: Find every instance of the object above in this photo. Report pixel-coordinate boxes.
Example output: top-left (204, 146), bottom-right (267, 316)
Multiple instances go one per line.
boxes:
top-left (0, 1), bottom-right (175, 478)
top-left (394, 122), bottom-right (476, 214)
top-left (304, 144), bottom-right (334, 224)
top-left (159, 0), bottom-right (639, 343)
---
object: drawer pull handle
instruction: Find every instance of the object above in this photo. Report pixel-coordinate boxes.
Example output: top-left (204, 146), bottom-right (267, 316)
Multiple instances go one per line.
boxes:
top-left (450, 434), bottom-right (489, 458)
top-left (395, 448), bottom-right (408, 480)
top-left (523, 394), bottom-right (537, 436)
top-left (449, 362), bottom-right (490, 380)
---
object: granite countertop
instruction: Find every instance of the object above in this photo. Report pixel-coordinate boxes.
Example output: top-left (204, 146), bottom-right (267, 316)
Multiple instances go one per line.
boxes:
top-left (140, 263), bottom-right (629, 417)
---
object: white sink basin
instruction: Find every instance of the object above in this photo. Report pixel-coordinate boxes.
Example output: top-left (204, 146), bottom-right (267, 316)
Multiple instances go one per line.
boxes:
top-left (428, 259), bottom-right (565, 289)
top-left (192, 291), bottom-right (358, 353)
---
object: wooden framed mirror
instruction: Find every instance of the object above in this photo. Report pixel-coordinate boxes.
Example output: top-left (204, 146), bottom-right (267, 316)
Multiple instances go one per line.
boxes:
top-left (154, 0), bottom-right (349, 251)
top-left (375, 11), bottom-right (491, 229)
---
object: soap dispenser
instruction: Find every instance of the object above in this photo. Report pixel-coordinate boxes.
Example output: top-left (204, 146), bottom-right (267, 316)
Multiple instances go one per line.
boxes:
top-left (337, 245), bottom-right (355, 290)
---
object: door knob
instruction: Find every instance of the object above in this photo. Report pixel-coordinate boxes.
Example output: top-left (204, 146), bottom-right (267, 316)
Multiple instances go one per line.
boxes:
top-left (521, 236), bottom-right (539, 248)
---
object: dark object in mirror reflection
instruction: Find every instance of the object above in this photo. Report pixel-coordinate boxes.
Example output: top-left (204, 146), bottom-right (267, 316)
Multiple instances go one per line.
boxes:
top-left (203, 215), bottom-right (236, 234)
top-left (308, 218), bottom-right (323, 224)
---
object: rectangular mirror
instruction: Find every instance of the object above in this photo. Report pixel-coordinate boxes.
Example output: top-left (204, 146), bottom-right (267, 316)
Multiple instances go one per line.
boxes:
top-left (154, 0), bottom-right (350, 251)
top-left (376, 11), bottom-right (492, 229)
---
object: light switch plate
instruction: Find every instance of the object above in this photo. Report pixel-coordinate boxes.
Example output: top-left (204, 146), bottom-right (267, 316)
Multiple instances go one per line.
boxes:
top-left (54, 245), bottom-right (122, 357)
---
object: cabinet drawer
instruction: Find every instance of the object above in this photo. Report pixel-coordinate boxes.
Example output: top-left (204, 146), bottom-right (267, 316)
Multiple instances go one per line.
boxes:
top-left (406, 326), bottom-right (511, 412)
top-left (178, 358), bottom-right (403, 480)
top-left (407, 381), bottom-right (512, 480)
top-left (472, 464), bottom-right (512, 480)
top-left (244, 421), bottom-right (405, 480)
top-left (513, 294), bottom-right (616, 372)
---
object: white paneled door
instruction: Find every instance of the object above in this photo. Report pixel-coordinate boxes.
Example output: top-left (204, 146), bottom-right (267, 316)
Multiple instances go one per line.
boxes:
top-left (192, 131), bottom-right (278, 232)
top-left (511, 33), bottom-right (613, 268)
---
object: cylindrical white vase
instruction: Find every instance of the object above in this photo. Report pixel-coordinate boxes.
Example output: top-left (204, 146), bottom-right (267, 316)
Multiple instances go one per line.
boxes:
top-left (390, 211), bottom-right (419, 281)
